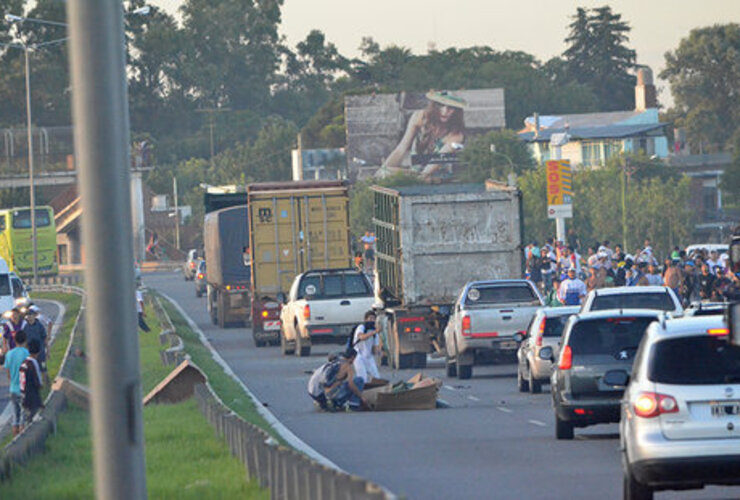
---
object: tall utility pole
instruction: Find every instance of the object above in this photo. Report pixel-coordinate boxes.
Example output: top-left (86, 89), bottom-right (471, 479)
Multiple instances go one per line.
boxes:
top-left (173, 176), bottom-right (180, 251)
top-left (196, 107), bottom-right (230, 170)
top-left (24, 47), bottom-right (38, 282)
top-left (67, 1), bottom-right (147, 499)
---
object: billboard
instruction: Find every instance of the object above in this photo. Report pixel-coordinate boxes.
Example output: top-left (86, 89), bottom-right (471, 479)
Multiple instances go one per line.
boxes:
top-left (344, 89), bottom-right (505, 181)
top-left (291, 148), bottom-right (347, 181)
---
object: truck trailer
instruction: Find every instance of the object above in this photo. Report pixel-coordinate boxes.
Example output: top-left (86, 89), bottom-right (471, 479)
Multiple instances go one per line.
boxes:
top-left (204, 205), bottom-right (251, 329)
top-left (372, 180), bottom-right (524, 369)
top-left (248, 180), bottom-right (352, 346)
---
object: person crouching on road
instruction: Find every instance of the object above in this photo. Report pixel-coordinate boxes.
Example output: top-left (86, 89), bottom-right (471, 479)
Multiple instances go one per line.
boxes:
top-left (4, 329), bottom-right (29, 436)
top-left (325, 348), bottom-right (367, 411)
top-left (352, 311), bottom-right (381, 383)
top-left (20, 338), bottom-right (43, 424)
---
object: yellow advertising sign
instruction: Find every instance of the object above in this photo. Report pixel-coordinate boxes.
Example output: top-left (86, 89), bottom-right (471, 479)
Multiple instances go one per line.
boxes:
top-left (546, 160), bottom-right (573, 206)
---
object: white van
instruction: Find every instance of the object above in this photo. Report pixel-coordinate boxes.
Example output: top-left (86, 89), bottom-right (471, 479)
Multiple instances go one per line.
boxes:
top-left (0, 258), bottom-right (29, 315)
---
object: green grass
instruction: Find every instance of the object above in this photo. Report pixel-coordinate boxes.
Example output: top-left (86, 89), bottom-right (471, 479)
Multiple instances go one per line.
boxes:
top-left (157, 297), bottom-right (282, 442)
top-left (0, 401), bottom-right (266, 500)
top-left (0, 291), bottom-right (267, 499)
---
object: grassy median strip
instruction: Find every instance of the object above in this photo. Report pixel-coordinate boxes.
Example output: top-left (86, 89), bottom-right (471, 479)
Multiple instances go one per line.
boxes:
top-left (157, 296), bottom-right (282, 442)
top-left (0, 294), bottom-right (267, 499)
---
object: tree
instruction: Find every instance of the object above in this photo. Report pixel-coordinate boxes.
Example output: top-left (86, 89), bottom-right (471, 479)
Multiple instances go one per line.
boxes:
top-left (721, 130), bottom-right (740, 205)
top-left (562, 6), bottom-right (636, 111)
top-left (458, 129), bottom-right (535, 183)
top-left (349, 173), bottom-right (417, 239)
top-left (661, 24), bottom-right (740, 152)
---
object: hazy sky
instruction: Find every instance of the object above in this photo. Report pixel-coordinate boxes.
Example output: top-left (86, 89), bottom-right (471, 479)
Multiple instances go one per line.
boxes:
top-left (152, 0), bottom-right (740, 107)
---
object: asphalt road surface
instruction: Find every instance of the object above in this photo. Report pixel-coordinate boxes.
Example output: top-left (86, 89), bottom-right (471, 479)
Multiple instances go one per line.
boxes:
top-left (147, 271), bottom-right (739, 500)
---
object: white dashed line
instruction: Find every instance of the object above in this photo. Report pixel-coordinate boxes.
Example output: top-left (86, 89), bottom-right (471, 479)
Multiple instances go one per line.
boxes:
top-left (443, 385), bottom-right (457, 392)
top-left (496, 406), bottom-right (513, 413)
top-left (528, 419), bottom-right (547, 427)
top-left (467, 395), bottom-right (480, 402)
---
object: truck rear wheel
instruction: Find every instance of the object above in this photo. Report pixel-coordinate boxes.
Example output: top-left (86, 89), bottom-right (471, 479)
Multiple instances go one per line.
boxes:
top-left (389, 322), bottom-right (412, 369)
top-left (446, 355), bottom-right (457, 377)
top-left (457, 363), bottom-right (472, 380)
top-left (280, 327), bottom-right (295, 355)
top-left (217, 292), bottom-right (226, 329)
top-left (295, 330), bottom-right (311, 357)
top-left (413, 352), bottom-right (427, 369)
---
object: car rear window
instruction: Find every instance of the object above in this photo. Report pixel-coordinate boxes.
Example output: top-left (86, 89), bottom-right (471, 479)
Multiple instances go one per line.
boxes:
top-left (543, 316), bottom-right (571, 338)
top-left (465, 284), bottom-right (538, 306)
top-left (568, 317), bottom-right (656, 355)
top-left (298, 273), bottom-right (371, 299)
top-left (649, 336), bottom-right (740, 385)
top-left (590, 292), bottom-right (675, 312)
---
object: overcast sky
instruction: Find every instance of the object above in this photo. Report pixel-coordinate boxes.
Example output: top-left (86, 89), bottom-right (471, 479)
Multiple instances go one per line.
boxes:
top-left (152, 0), bottom-right (740, 107)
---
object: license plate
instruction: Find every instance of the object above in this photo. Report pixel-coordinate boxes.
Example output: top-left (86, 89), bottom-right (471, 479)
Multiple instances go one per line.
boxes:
top-left (263, 320), bottom-right (281, 331)
top-left (497, 340), bottom-right (517, 350)
top-left (710, 401), bottom-right (740, 417)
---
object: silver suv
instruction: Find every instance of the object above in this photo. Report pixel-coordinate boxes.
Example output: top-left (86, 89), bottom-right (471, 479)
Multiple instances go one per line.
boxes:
top-left (516, 306), bottom-right (579, 393)
top-left (615, 316), bottom-right (740, 499)
top-left (580, 286), bottom-right (683, 316)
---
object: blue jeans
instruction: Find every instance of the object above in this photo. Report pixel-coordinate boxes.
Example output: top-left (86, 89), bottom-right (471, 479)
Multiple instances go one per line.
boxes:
top-left (10, 392), bottom-right (23, 426)
top-left (328, 377), bottom-right (365, 408)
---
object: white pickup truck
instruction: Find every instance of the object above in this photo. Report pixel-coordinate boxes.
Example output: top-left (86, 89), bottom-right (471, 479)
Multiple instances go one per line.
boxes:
top-left (444, 279), bottom-right (543, 379)
top-left (278, 269), bottom-right (375, 357)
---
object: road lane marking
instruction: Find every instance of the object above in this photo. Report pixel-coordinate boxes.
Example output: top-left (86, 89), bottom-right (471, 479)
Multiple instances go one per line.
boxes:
top-left (443, 385), bottom-right (457, 391)
top-left (496, 406), bottom-right (512, 413)
top-left (467, 395), bottom-right (480, 402)
top-left (528, 419), bottom-right (547, 427)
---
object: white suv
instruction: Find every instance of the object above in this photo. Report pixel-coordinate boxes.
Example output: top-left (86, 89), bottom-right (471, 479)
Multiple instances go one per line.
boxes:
top-left (613, 316), bottom-right (740, 499)
top-left (580, 286), bottom-right (683, 317)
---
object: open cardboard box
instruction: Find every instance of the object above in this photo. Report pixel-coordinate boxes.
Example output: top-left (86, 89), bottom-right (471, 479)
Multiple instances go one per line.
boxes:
top-left (363, 372), bottom-right (441, 411)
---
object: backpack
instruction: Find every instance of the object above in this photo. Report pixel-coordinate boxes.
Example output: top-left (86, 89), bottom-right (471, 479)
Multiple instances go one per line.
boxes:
top-left (320, 358), bottom-right (343, 389)
top-left (345, 323), bottom-right (363, 351)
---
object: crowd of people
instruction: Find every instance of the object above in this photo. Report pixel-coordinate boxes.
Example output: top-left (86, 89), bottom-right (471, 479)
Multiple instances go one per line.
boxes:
top-left (1, 301), bottom-right (50, 437)
top-left (524, 236), bottom-right (740, 306)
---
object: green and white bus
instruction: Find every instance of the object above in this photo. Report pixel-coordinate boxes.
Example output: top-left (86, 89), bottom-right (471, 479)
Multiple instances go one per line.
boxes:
top-left (0, 206), bottom-right (58, 277)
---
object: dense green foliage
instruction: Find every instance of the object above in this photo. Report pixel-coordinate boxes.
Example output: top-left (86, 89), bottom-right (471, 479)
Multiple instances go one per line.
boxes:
top-left (661, 24), bottom-right (740, 153)
top-left (518, 155), bottom-right (693, 257)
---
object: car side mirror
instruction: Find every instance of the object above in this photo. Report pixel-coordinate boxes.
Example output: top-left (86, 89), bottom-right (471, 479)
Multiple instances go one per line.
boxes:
top-left (276, 292), bottom-right (286, 304)
top-left (538, 346), bottom-right (554, 362)
top-left (603, 369), bottom-right (630, 388)
top-left (513, 332), bottom-right (525, 343)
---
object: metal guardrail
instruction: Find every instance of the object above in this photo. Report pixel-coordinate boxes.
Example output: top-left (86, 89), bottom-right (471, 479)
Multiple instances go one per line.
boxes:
top-left (152, 296), bottom-right (395, 500)
top-left (0, 285), bottom-right (85, 481)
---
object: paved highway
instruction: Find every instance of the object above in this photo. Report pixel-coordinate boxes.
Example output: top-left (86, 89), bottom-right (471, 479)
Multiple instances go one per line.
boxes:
top-left (147, 271), bottom-right (738, 500)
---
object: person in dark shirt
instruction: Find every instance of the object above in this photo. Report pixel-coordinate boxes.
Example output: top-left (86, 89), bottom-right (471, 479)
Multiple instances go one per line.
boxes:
top-left (2, 307), bottom-right (27, 353)
top-left (20, 338), bottom-right (43, 423)
top-left (23, 305), bottom-right (48, 383)
top-left (698, 265), bottom-right (716, 301)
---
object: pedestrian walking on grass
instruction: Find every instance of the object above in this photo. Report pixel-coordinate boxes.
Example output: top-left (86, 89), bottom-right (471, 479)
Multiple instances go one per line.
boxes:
top-left (23, 305), bottom-right (49, 385)
top-left (20, 338), bottom-right (43, 423)
top-left (136, 285), bottom-right (150, 333)
top-left (4, 329), bottom-right (29, 436)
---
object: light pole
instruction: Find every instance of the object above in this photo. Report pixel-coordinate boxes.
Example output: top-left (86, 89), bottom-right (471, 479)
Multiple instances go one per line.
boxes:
top-left (5, 7), bottom-right (149, 280)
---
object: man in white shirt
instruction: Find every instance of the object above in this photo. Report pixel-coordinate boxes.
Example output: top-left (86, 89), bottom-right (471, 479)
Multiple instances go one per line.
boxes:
top-left (136, 285), bottom-right (150, 332)
top-left (558, 269), bottom-right (587, 306)
top-left (352, 311), bottom-right (381, 383)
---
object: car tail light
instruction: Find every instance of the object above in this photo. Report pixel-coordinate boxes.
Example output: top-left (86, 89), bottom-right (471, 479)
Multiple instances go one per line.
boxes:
top-left (707, 328), bottom-right (729, 336)
top-left (197, 273), bottom-right (204, 280)
top-left (461, 315), bottom-right (471, 336)
top-left (634, 392), bottom-right (679, 418)
top-left (190, 262), bottom-right (195, 268)
top-left (536, 318), bottom-right (546, 346)
top-left (558, 345), bottom-right (572, 370)
top-left (303, 304), bottom-right (311, 320)
top-left (261, 310), bottom-right (269, 318)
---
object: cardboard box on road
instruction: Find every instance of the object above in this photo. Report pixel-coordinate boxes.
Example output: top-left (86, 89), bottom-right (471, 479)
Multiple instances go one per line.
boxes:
top-left (363, 373), bottom-right (441, 411)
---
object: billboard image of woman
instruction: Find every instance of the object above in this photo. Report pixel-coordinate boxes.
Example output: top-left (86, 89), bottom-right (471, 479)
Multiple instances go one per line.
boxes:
top-left (378, 91), bottom-right (466, 180)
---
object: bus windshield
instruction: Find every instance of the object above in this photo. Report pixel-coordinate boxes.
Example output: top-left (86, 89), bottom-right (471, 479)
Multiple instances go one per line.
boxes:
top-left (12, 209), bottom-right (51, 229)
